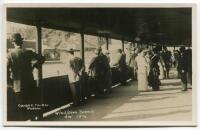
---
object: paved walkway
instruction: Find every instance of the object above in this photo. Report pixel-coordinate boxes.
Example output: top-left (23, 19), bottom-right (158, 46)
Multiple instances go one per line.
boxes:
top-left (44, 76), bottom-right (192, 121)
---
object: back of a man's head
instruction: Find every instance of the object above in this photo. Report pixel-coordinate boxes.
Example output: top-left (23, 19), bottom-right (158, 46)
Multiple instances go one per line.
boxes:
top-left (11, 33), bottom-right (24, 46)
top-left (179, 46), bottom-right (186, 53)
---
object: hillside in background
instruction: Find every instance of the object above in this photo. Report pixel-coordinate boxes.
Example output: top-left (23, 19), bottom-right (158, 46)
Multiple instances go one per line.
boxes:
top-left (7, 22), bottom-right (107, 50)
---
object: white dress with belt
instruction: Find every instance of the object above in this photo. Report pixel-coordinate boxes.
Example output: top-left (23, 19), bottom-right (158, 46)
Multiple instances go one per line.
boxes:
top-left (135, 54), bottom-right (149, 91)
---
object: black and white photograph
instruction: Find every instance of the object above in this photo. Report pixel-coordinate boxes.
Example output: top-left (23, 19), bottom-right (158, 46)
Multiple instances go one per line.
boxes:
top-left (2, 1), bottom-right (197, 127)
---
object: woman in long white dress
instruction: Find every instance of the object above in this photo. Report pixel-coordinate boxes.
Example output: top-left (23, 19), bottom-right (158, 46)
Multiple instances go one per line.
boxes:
top-left (158, 56), bottom-right (165, 80)
top-left (135, 50), bottom-right (149, 91)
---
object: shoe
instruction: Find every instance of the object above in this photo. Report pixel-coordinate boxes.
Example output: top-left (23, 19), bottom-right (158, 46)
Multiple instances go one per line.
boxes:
top-left (182, 89), bottom-right (187, 91)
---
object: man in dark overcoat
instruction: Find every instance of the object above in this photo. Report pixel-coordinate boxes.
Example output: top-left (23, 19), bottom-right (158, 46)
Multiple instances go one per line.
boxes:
top-left (88, 47), bottom-right (110, 96)
top-left (112, 49), bottom-right (127, 85)
top-left (7, 33), bottom-right (45, 120)
top-left (178, 46), bottom-right (188, 91)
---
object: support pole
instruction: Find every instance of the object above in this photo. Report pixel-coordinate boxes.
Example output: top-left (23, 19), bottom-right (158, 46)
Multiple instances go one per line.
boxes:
top-left (80, 32), bottom-right (85, 64)
top-left (122, 39), bottom-right (125, 51)
top-left (36, 24), bottom-right (43, 119)
top-left (80, 12), bottom-right (85, 65)
top-left (106, 35), bottom-right (109, 50)
top-left (36, 25), bottom-right (42, 87)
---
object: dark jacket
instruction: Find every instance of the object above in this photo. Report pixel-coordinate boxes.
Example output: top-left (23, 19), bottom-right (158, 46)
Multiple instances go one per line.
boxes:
top-left (88, 53), bottom-right (109, 78)
top-left (186, 49), bottom-right (192, 72)
top-left (178, 50), bottom-right (188, 72)
top-left (112, 52), bottom-right (126, 70)
top-left (7, 47), bottom-right (45, 93)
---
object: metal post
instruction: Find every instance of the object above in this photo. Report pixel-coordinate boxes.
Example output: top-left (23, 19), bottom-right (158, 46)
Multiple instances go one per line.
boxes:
top-left (80, 32), bottom-right (85, 64)
top-left (122, 39), bottom-right (125, 51)
top-left (106, 35), bottom-right (109, 50)
top-left (36, 24), bottom-right (43, 120)
top-left (36, 25), bottom-right (42, 87)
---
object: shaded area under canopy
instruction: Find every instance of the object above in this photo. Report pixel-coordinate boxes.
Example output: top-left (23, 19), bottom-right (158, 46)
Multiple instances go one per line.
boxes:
top-left (7, 8), bottom-right (192, 46)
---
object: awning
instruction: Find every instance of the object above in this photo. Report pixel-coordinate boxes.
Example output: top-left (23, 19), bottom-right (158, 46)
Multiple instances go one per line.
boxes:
top-left (7, 8), bottom-right (192, 46)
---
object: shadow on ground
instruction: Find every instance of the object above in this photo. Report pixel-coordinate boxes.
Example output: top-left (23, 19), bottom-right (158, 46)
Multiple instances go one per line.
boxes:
top-left (44, 81), bottom-right (138, 121)
top-left (44, 68), bottom-right (192, 121)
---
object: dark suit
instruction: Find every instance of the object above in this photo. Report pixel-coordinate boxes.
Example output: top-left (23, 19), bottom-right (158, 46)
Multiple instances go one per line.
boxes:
top-left (128, 52), bottom-right (137, 80)
top-left (178, 50), bottom-right (188, 90)
top-left (88, 53), bottom-right (109, 95)
top-left (161, 50), bottom-right (171, 79)
top-left (112, 52), bottom-right (127, 85)
top-left (7, 47), bottom-right (45, 120)
top-left (186, 49), bottom-right (192, 85)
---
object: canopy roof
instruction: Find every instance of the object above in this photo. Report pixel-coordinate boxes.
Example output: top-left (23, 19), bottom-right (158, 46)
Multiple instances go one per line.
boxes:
top-left (7, 8), bottom-right (192, 46)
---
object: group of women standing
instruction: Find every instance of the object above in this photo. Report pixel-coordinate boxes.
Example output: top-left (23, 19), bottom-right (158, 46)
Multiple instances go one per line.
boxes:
top-left (134, 47), bottom-right (160, 91)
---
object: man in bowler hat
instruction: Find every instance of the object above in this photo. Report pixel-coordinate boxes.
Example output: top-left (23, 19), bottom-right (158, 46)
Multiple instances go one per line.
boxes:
top-left (7, 33), bottom-right (45, 120)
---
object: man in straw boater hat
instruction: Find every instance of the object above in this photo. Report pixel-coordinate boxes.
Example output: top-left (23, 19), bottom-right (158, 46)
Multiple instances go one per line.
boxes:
top-left (7, 33), bottom-right (45, 120)
top-left (67, 48), bottom-right (86, 106)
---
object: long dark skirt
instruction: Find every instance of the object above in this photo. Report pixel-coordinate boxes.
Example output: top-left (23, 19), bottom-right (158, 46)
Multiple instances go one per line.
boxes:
top-left (148, 68), bottom-right (160, 91)
top-left (181, 71), bottom-right (188, 91)
top-left (187, 71), bottom-right (192, 85)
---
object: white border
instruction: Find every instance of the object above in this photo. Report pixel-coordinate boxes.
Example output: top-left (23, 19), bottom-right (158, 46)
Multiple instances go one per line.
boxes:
top-left (1, 0), bottom-right (199, 128)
